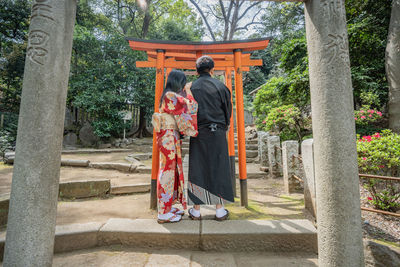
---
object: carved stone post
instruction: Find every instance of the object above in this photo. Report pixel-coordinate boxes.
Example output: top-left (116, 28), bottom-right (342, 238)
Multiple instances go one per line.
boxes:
top-left (258, 131), bottom-right (269, 168)
top-left (267, 135), bottom-right (281, 178)
top-left (282, 140), bottom-right (299, 194)
top-left (304, 1), bottom-right (364, 266)
top-left (4, 1), bottom-right (77, 265)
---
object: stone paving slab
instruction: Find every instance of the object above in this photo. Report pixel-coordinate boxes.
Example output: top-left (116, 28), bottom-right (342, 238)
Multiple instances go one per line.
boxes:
top-left (201, 219), bottom-right (317, 253)
top-left (98, 218), bottom-right (201, 250)
top-left (54, 222), bottom-right (104, 253)
top-left (52, 247), bottom-right (318, 267)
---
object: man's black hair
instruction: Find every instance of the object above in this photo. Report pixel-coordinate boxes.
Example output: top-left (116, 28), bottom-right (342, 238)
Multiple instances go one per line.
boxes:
top-left (196, 55), bottom-right (214, 74)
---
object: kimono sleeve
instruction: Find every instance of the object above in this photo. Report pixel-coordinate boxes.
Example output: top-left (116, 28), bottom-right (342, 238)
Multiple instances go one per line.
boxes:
top-left (162, 92), bottom-right (198, 137)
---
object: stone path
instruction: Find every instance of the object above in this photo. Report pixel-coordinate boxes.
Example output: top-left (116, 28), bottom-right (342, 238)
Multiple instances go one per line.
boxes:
top-left (52, 247), bottom-right (318, 267)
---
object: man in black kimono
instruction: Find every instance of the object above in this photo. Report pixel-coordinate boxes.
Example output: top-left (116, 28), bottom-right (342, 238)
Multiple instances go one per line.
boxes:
top-left (188, 56), bottom-right (233, 221)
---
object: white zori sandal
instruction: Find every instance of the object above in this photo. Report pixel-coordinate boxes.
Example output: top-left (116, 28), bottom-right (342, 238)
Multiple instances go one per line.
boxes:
top-left (171, 207), bottom-right (185, 216)
top-left (157, 212), bottom-right (182, 224)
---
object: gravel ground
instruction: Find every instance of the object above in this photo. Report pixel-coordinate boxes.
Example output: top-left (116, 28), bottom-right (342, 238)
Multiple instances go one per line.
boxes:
top-left (360, 185), bottom-right (400, 246)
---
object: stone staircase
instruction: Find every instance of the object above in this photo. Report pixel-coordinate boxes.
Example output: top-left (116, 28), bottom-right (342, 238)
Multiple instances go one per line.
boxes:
top-left (181, 135), bottom-right (259, 163)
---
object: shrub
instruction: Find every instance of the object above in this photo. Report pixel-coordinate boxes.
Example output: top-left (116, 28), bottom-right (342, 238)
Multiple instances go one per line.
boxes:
top-left (263, 104), bottom-right (310, 141)
top-left (252, 77), bottom-right (283, 130)
top-left (357, 130), bottom-right (400, 212)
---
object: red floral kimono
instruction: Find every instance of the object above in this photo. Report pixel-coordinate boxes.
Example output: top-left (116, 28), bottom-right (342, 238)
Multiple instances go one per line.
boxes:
top-left (152, 88), bottom-right (198, 215)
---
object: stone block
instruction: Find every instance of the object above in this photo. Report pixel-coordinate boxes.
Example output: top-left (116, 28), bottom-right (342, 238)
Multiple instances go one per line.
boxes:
top-left (282, 140), bottom-right (301, 194)
top-left (54, 222), bottom-right (103, 253)
top-left (98, 218), bottom-right (200, 250)
top-left (124, 156), bottom-right (145, 167)
top-left (136, 166), bottom-right (152, 174)
top-left (60, 159), bottom-right (90, 167)
top-left (267, 136), bottom-right (282, 178)
top-left (301, 139), bottom-right (317, 217)
top-left (90, 162), bottom-right (137, 173)
top-left (98, 143), bottom-right (112, 149)
top-left (200, 219), bottom-right (317, 253)
top-left (110, 183), bottom-right (151, 195)
top-left (0, 194), bottom-right (10, 227)
top-left (63, 132), bottom-right (77, 147)
top-left (59, 180), bottom-right (110, 199)
top-left (258, 131), bottom-right (269, 167)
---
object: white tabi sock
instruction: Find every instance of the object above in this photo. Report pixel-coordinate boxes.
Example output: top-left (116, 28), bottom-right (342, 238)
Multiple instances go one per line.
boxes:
top-left (216, 207), bottom-right (227, 218)
top-left (190, 207), bottom-right (201, 217)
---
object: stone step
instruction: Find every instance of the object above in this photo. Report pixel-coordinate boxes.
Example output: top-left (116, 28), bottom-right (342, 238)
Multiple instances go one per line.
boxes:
top-left (182, 139), bottom-right (258, 145)
top-left (181, 143), bottom-right (258, 151)
top-left (181, 148), bottom-right (258, 158)
top-left (110, 183), bottom-right (151, 195)
top-left (0, 218), bottom-right (315, 256)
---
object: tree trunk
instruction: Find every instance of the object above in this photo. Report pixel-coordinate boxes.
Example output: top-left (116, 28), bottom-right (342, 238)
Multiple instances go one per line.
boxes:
top-left (386, 0), bottom-right (400, 132)
top-left (129, 106), bottom-right (152, 138)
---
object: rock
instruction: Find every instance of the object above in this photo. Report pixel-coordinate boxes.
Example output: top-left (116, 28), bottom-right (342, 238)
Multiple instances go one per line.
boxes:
top-left (364, 240), bottom-right (400, 267)
top-left (4, 152), bottom-right (14, 165)
top-left (63, 133), bottom-right (77, 147)
top-left (79, 122), bottom-right (99, 147)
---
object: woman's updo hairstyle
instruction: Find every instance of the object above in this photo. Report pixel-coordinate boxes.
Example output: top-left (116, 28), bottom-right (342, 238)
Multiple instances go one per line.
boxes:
top-left (160, 69), bottom-right (187, 104)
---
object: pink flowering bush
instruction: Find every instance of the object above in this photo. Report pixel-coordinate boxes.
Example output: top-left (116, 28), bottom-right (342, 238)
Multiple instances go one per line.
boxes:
top-left (354, 105), bottom-right (384, 136)
top-left (357, 130), bottom-right (400, 212)
top-left (354, 107), bottom-right (383, 126)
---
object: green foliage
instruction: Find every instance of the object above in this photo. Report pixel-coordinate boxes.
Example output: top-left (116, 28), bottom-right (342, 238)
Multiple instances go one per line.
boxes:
top-left (0, 130), bottom-right (12, 160)
top-left (263, 104), bottom-right (309, 141)
top-left (0, 0), bottom-right (31, 114)
top-left (346, 0), bottom-right (391, 109)
top-left (252, 77), bottom-right (283, 127)
top-left (357, 130), bottom-right (400, 212)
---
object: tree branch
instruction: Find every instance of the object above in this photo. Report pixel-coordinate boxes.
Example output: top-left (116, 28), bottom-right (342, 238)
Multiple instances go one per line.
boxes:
top-left (238, 1), bottom-right (261, 22)
top-left (189, 0), bottom-right (216, 41)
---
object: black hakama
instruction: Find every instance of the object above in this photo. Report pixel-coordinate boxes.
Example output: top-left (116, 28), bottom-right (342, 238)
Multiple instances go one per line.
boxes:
top-left (188, 73), bottom-right (234, 205)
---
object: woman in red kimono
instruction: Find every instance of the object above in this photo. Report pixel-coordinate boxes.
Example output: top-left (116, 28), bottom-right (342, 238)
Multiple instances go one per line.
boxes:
top-left (152, 70), bottom-right (198, 223)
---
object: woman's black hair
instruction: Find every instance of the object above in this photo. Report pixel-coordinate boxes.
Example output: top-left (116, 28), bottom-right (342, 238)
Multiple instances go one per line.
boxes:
top-left (160, 69), bottom-right (187, 105)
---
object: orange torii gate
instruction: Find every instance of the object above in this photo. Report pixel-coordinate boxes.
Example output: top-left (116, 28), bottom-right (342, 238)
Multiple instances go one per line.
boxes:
top-left (127, 38), bottom-right (270, 208)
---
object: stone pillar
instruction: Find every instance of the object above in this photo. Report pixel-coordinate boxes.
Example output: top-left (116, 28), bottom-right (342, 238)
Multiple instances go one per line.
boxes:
top-left (4, 1), bottom-right (77, 266)
top-left (258, 131), bottom-right (269, 168)
top-left (282, 140), bottom-right (300, 194)
top-left (305, 1), bottom-right (364, 266)
top-left (301, 139), bottom-right (317, 217)
top-left (267, 135), bottom-right (281, 178)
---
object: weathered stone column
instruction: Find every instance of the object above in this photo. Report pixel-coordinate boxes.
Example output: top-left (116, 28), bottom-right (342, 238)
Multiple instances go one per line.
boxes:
top-left (267, 135), bottom-right (281, 178)
top-left (282, 140), bottom-right (300, 194)
top-left (4, 1), bottom-right (77, 266)
top-left (304, 1), bottom-right (364, 266)
top-left (258, 131), bottom-right (269, 168)
top-left (301, 139), bottom-right (317, 217)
